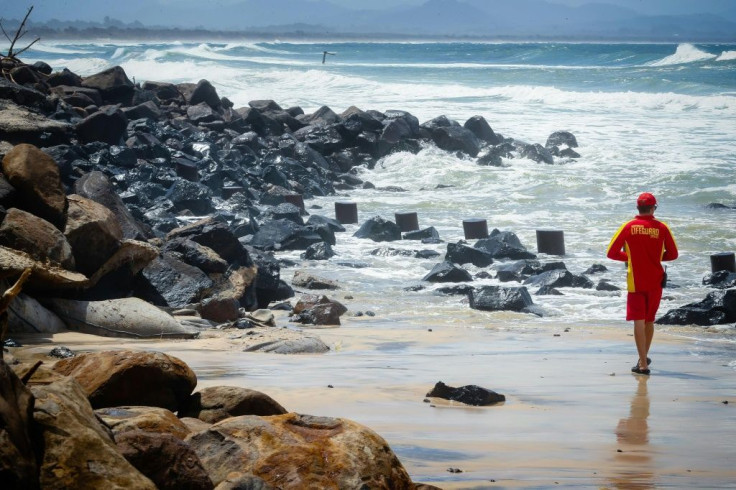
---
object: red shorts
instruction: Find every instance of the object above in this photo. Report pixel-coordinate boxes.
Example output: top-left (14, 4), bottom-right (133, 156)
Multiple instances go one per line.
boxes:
top-left (626, 289), bottom-right (663, 322)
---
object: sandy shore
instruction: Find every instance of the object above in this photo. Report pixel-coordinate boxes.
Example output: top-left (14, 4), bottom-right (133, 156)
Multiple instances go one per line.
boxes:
top-left (9, 316), bottom-right (736, 489)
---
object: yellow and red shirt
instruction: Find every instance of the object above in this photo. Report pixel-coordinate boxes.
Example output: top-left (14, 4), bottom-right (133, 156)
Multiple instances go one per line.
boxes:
top-left (607, 215), bottom-right (678, 292)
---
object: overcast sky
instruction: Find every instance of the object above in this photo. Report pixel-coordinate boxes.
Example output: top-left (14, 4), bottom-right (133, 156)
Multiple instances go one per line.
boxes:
top-left (4, 0), bottom-right (735, 19)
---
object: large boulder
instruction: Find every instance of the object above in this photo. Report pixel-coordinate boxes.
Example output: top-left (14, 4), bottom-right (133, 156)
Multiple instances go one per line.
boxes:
top-left (186, 413), bottom-right (414, 489)
top-left (249, 219), bottom-right (323, 251)
top-left (0, 208), bottom-right (75, 269)
top-left (469, 285), bottom-right (534, 312)
top-left (545, 131), bottom-right (578, 149)
top-left (188, 79), bottom-right (221, 109)
top-left (47, 297), bottom-right (200, 339)
top-left (292, 271), bottom-right (338, 290)
top-left (167, 217), bottom-right (253, 266)
top-left (1, 143), bottom-right (67, 229)
top-left (31, 376), bottom-right (156, 489)
top-left (657, 290), bottom-right (736, 326)
top-left (81, 66), bottom-right (135, 105)
top-left (446, 241), bottom-right (494, 267)
top-left (114, 431), bottom-right (214, 490)
top-left (422, 261), bottom-right (473, 283)
top-left (353, 216), bottom-right (401, 242)
top-left (133, 252), bottom-right (214, 308)
top-left (64, 194), bottom-right (123, 276)
top-left (74, 171), bottom-right (153, 241)
top-left (179, 386), bottom-right (287, 424)
top-left (474, 230), bottom-right (536, 260)
top-left (75, 106), bottom-right (129, 145)
top-left (702, 270), bottom-right (736, 289)
top-left (52, 350), bottom-right (197, 411)
top-left (0, 359), bottom-right (38, 490)
top-left (244, 337), bottom-right (331, 354)
top-left (463, 115), bottom-right (501, 145)
top-left (166, 179), bottom-right (215, 215)
top-left (163, 238), bottom-right (228, 274)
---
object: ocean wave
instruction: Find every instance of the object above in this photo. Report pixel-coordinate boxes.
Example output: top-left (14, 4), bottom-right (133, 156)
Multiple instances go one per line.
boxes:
top-left (649, 43), bottom-right (717, 66)
top-left (716, 50), bottom-right (736, 62)
top-left (29, 43), bottom-right (91, 55)
top-left (220, 42), bottom-right (298, 55)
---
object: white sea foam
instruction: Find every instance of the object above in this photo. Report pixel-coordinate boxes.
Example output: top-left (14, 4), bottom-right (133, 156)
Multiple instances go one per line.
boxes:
top-left (649, 43), bottom-right (717, 66)
top-left (716, 50), bottom-right (736, 61)
top-left (111, 47), bottom-right (126, 59)
top-left (29, 43), bottom-right (91, 55)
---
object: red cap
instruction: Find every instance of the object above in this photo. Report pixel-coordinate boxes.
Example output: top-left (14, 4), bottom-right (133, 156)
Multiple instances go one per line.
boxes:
top-left (637, 192), bottom-right (657, 206)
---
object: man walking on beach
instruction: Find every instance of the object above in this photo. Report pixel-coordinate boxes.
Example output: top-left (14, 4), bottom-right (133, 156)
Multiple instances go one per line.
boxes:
top-left (607, 193), bottom-right (678, 375)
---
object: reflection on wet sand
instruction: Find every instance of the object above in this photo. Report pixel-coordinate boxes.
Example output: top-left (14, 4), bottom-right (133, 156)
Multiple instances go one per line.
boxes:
top-left (609, 376), bottom-right (654, 489)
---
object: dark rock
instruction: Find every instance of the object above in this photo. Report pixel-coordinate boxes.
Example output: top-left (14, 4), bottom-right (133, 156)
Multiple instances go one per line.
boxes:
top-left (301, 105), bottom-right (341, 126)
top-left (122, 101), bottom-right (162, 121)
top-left (536, 285), bottom-right (563, 295)
top-left (189, 79), bottom-right (221, 109)
top-left (64, 194), bottom-right (123, 276)
top-left (163, 238), bottom-right (228, 273)
top-left (463, 115), bottom-right (501, 145)
top-left (292, 271), bottom-right (338, 290)
top-left (51, 85), bottom-right (103, 106)
top-left (134, 252), bottom-right (214, 308)
top-left (702, 270), bottom-right (736, 289)
top-left (517, 142), bottom-right (555, 164)
top-left (446, 241), bottom-right (494, 267)
top-left (426, 381), bottom-right (505, 406)
top-left (47, 68), bottom-right (82, 87)
top-left (76, 106), bottom-right (128, 145)
top-left (469, 286), bottom-right (534, 312)
top-left (415, 249), bottom-right (441, 259)
top-left (436, 285), bottom-right (474, 296)
top-left (422, 116), bottom-right (481, 157)
top-left (142, 81), bottom-right (183, 102)
top-left (474, 230), bottom-right (536, 260)
top-left (115, 431), bottom-right (214, 490)
top-left (81, 66), bottom-right (134, 105)
top-left (32, 61), bottom-right (53, 75)
top-left (301, 241), bottom-right (335, 260)
top-left (423, 261), bottom-right (473, 283)
top-left (496, 259), bottom-right (565, 282)
top-left (166, 218), bottom-right (254, 266)
top-left (0, 78), bottom-right (50, 109)
top-left (165, 179), bottom-right (214, 215)
top-left (559, 148), bottom-right (581, 158)
top-left (584, 263), bottom-right (608, 274)
top-left (657, 290), bottom-right (736, 326)
top-left (546, 131), bottom-right (578, 148)
top-left (249, 219), bottom-right (323, 251)
top-left (187, 102), bottom-right (220, 124)
top-left (403, 226), bottom-right (440, 241)
top-left (524, 270), bottom-right (593, 289)
top-left (49, 346), bottom-right (76, 359)
top-left (596, 280), bottom-right (621, 291)
top-left (199, 297), bottom-right (240, 323)
top-left (352, 216), bottom-right (401, 242)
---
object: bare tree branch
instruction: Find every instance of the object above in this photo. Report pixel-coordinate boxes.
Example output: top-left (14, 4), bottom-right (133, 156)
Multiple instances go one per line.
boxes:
top-left (13, 36), bottom-right (40, 57)
top-left (5, 6), bottom-right (35, 58)
top-left (0, 19), bottom-right (13, 44)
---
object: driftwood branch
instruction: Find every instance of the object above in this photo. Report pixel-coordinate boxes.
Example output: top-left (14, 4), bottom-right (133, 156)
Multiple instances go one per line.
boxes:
top-left (0, 268), bottom-right (32, 360)
top-left (1, 6), bottom-right (39, 60)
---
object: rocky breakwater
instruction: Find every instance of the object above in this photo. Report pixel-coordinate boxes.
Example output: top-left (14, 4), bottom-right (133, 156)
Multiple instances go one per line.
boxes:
top-left (1, 349), bottom-right (430, 489)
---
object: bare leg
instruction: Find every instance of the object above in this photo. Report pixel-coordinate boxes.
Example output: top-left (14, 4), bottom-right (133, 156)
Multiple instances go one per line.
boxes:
top-left (644, 321), bottom-right (655, 358)
top-left (633, 320), bottom-right (649, 370)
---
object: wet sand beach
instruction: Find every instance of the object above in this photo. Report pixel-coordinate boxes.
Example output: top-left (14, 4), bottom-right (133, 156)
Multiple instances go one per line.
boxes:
top-left (13, 317), bottom-right (736, 489)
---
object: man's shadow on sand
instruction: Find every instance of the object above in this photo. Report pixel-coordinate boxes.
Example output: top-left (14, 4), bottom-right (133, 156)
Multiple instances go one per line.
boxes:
top-left (609, 375), bottom-right (654, 489)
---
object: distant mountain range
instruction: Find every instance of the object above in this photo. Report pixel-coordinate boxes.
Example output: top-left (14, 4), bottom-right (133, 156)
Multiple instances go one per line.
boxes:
top-left (8, 0), bottom-right (736, 41)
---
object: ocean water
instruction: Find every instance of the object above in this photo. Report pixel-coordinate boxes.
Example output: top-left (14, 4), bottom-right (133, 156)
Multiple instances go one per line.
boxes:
top-left (23, 40), bottom-right (736, 345)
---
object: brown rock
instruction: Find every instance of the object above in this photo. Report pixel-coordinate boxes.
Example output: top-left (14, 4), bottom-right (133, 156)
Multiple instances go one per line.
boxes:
top-left (214, 474), bottom-right (275, 490)
top-left (115, 430), bottom-right (214, 490)
top-left (291, 294), bottom-right (347, 326)
top-left (179, 386), bottom-right (287, 424)
top-left (186, 413), bottom-right (414, 489)
top-left (292, 270), bottom-right (338, 290)
top-left (81, 66), bottom-right (134, 105)
top-left (0, 207), bottom-right (75, 269)
top-left (1, 143), bottom-right (67, 229)
top-left (53, 350), bottom-right (197, 411)
top-left (198, 297), bottom-right (240, 324)
top-left (31, 376), bottom-right (156, 489)
top-left (0, 359), bottom-right (39, 490)
top-left (64, 194), bottom-right (123, 276)
top-left (96, 406), bottom-right (191, 440)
